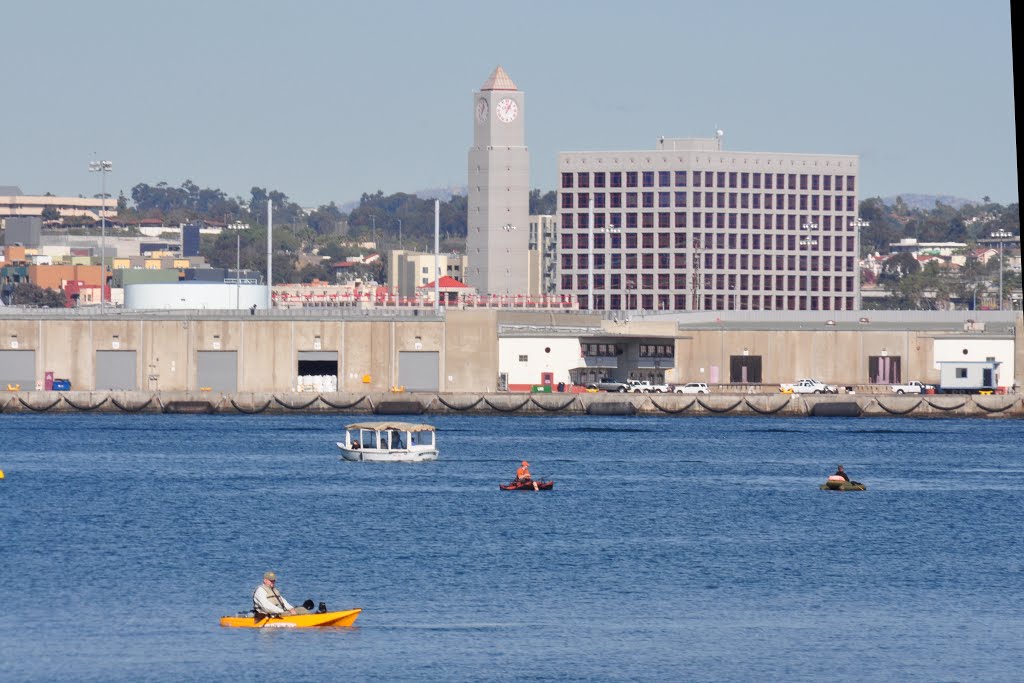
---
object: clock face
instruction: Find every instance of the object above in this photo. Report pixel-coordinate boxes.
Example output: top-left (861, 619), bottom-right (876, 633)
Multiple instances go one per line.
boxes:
top-left (475, 98), bottom-right (489, 123)
top-left (496, 98), bottom-right (518, 123)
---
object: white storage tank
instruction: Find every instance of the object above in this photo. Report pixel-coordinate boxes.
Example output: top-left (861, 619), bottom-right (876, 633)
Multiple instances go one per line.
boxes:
top-left (123, 282), bottom-right (270, 310)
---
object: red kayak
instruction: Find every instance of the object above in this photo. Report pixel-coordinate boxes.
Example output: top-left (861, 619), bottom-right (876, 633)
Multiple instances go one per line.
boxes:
top-left (500, 480), bottom-right (554, 491)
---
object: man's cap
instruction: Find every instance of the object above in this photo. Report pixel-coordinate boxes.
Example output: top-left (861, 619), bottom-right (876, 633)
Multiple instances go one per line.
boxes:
top-left (521, 460), bottom-right (529, 466)
top-left (263, 571), bottom-right (277, 581)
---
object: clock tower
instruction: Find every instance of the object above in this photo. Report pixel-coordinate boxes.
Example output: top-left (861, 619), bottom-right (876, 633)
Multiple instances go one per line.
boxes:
top-left (467, 66), bottom-right (530, 295)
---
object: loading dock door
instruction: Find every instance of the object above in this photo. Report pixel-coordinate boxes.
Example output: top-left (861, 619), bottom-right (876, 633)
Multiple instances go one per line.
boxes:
top-left (197, 351), bottom-right (238, 393)
top-left (0, 350), bottom-right (35, 389)
top-left (730, 355), bottom-right (763, 383)
top-left (96, 350), bottom-right (137, 390)
top-left (398, 351), bottom-right (439, 392)
top-left (297, 351), bottom-right (338, 376)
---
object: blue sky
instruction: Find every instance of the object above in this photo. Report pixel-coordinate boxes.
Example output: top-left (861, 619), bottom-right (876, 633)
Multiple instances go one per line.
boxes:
top-left (1, 0), bottom-right (1016, 207)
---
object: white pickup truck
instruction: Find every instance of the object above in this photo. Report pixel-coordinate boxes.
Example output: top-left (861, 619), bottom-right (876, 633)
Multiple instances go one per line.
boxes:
top-left (890, 380), bottom-right (934, 394)
top-left (780, 378), bottom-right (839, 394)
top-left (626, 379), bottom-right (670, 393)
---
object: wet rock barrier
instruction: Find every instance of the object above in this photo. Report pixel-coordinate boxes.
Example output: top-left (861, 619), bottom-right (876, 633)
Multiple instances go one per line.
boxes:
top-left (1, 390), bottom-right (1021, 418)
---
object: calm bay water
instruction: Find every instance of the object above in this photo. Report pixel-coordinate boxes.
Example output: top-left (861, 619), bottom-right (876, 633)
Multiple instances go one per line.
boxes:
top-left (1, 413), bottom-right (1022, 682)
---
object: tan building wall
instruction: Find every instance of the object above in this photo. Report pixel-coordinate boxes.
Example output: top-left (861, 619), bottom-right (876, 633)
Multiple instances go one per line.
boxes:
top-left (0, 311), bottom-right (1018, 393)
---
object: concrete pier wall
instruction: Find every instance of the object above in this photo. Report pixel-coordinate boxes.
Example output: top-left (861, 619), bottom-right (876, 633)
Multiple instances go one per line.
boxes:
top-left (2, 390), bottom-right (1020, 418)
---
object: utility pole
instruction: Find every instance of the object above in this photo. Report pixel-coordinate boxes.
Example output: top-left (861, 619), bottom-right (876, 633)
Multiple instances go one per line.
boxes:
top-left (88, 159), bottom-right (112, 310)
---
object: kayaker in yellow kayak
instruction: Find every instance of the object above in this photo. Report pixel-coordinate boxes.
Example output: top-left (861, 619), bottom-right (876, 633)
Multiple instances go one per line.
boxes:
top-left (253, 571), bottom-right (311, 617)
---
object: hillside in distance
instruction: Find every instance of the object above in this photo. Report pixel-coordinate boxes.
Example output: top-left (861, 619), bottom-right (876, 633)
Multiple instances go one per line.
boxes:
top-left (878, 194), bottom-right (979, 210)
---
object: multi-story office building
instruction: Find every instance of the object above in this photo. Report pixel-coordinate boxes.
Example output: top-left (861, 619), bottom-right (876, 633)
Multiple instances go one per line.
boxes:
top-left (556, 136), bottom-right (861, 312)
top-left (527, 214), bottom-right (557, 297)
top-left (388, 250), bottom-right (469, 299)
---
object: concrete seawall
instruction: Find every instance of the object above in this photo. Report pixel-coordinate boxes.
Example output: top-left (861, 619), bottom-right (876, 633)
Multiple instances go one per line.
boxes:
top-left (1, 391), bottom-right (1021, 418)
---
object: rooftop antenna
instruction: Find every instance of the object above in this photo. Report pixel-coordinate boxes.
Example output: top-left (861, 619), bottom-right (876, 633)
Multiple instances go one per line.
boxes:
top-left (714, 127), bottom-right (724, 150)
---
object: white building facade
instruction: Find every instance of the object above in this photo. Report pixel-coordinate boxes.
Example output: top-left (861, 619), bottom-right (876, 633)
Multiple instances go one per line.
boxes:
top-left (557, 137), bottom-right (861, 313)
top-left (466, 66), bottom-right (531, 295)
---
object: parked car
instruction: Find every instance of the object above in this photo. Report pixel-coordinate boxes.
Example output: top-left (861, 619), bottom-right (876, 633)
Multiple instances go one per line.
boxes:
top-left (890, 380), bottom-right (934, 394)
top-left (586, 378), bottom-right (630, 392)
top-left (779, 378), bottom-right (838, 394)
top-left (626, 379), bottom-right (669, 393)
top-left (673, 382), bottom-right (710, 394)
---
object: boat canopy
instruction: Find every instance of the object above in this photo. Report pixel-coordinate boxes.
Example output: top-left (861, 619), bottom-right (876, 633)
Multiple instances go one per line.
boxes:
top-left (344, 422), bottom-right (435, 433)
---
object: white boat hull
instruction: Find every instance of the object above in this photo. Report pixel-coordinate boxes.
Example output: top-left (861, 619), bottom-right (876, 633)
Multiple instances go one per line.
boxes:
top-left (337, 444), bottom-right (439, 462)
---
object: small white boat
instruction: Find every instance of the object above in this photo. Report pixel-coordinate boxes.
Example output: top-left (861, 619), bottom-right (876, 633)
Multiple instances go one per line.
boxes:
top-left (337, 421), bottom-right (439, 462)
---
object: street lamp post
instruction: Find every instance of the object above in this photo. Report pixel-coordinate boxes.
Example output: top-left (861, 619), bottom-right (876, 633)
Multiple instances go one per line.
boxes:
top-left (800, 221), bottom-right (818, 312)
top-left (991, 229), bottom-right (1012, 310)
top-left (88, 159), bottom-right (112, 310)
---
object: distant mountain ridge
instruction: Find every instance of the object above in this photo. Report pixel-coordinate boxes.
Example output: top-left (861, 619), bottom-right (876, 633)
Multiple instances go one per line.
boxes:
top-left (878, 194), bottom-right (978, 210)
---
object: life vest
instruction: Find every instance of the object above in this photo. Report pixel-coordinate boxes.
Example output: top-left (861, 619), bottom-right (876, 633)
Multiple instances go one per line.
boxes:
top-left (517, 466), bottom-right (530, 480)
top-left (253, 585), bottom-right (286, 612)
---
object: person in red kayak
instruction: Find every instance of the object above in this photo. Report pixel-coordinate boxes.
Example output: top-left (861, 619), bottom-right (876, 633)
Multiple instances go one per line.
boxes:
top-left (253, 571), bottom-right (311, 617)
top-left (514, 460), bottom-right (540, 490)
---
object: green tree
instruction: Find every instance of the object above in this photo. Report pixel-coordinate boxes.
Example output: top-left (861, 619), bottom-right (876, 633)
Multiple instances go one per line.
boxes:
top-left (529, 189), bottom-right (556, 214)
top-left (41, 206), bottom-right (61, 222)
top-left (11, 282), bottom-right (66, 308)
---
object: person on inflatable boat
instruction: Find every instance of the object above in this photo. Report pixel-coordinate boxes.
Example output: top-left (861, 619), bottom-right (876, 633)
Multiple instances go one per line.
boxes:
top-left (253, 571), bottom-right (311, 617)
top-left (833, 464), bottom-right (850, 482)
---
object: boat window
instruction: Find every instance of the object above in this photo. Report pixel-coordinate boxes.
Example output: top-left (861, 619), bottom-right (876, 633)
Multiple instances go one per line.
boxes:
top-left (391, 431), bottom-right (406, 449)
top-left (419, 431), bottom-right (434, 447)
top-left (362, 430), bottom-right (378, 449)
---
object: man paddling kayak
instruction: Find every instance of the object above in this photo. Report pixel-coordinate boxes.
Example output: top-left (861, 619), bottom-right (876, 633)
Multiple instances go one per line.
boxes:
top-left (253, 571), bottom-right (311, 617)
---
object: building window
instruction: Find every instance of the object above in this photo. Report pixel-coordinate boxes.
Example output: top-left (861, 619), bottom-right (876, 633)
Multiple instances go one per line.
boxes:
top-left (519, 355), bottom-right (528, 362)
top-left (577, 172), bottom-right (590, 188)
top-left (610, 193), bottom-right (622, 208)
top-left (594, 172), bottom-right (606, 188)
top-left (674, 212), bottom-right (687, 228)
top-left (626, 171), bottom-right (638, 187)
top-left (561, 173), bottom-right (573, 189)
top-left (626, 193), bottom-right (638, 208)
top-left (658, 171), bottom-right (671, 187)
top-left (642, 192), bottom-right (654, 208)
top-left (642, 171), bottom-right (654, 187)
top-left (658, 192), bottom-right (671, 208)
top-left (610, 172), bottom-right (622, 188)
top-left (561, 193), bottom-right (574, 209)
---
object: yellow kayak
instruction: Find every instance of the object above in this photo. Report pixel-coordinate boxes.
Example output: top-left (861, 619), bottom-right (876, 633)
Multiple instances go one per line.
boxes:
top-left (220, 609), bottom-right (362, 628)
